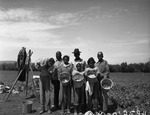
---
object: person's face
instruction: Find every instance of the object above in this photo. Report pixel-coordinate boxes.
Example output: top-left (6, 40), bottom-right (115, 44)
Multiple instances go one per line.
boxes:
top-left (63, 57), bottom-right (69, 64)
top-left (97, 54), bottom-right (103, 60)
top-left (56, 52), bottom-right (61, 60)
top-left (89, 61), bottom-right (94, 68)
top-left (76, 64), bottom-right (82, 71)
top-left (74, 53), bottom-right (80, 58)
top-left (47, 61), bottom-right (53, 67)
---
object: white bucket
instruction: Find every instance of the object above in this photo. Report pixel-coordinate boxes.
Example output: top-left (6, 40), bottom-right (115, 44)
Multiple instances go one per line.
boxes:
top-left (22, 100), bottom-right (33, 113)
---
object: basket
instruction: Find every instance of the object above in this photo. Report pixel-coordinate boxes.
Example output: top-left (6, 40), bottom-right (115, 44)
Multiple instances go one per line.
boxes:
top-left (101, 78), bottom-right (113, 90)
top-left (87, 74), bottom-right (97, 84)
top-left (59, 72), bottom-right (70, 86)
top-left (72, 73), bottom-right (84, 88)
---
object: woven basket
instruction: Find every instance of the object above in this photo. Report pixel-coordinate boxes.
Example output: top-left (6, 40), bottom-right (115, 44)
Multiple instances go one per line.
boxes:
top-left (87, 74), bottom-right (97, 84)
top-left (59, 72), bottom-right (70, 86)
top-left (72, 73), bottom-right (84, 88)
top-left (101, 78), bottom-right (113, 90)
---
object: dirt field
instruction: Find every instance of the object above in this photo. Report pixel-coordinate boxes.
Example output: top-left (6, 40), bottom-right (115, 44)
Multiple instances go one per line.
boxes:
top-left (0, 71), bottom-right (150, 115)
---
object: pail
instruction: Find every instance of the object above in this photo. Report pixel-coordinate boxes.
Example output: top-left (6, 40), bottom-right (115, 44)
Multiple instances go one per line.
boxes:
top-left (59, 72), bottom-right (70, 86)
top-left (73, 73), bottom-right (84, 88)
top-left (101, 78), bottom-right (113, 90)
top-left (22, 100), bottom-right (33, 113)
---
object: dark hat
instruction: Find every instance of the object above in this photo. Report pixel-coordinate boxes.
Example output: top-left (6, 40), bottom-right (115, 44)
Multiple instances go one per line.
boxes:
top-left (72, 48), bottom-right (81, 54)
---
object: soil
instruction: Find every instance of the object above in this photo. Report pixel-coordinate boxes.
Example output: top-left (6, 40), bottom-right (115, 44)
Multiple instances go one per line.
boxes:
top-left (0, 92), bottom-right (62, 115)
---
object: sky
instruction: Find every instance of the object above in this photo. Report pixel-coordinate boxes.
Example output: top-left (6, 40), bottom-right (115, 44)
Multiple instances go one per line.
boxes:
top-left (0, 0), bottom-right (150, 64)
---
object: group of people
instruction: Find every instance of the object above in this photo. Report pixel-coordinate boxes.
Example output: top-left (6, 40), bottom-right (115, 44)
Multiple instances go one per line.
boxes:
top-left (34, 48), bottom-right (110, 115)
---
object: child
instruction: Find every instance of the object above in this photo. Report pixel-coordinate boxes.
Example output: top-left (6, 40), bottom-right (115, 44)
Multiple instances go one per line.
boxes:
top-left (72, 63), bottom-right (86, 115)
top-left (85, 57), bottom-right (100, 114)
top-left (72, 48), bottom-right (86, 113)
top-left (58, 55), bottom-right (73, 115)
top-left (35, 58), bottom-right (55, 114)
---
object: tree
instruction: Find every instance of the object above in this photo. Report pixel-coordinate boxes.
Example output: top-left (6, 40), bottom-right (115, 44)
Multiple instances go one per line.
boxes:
top-left (121, 62), bottom-right (128, 72)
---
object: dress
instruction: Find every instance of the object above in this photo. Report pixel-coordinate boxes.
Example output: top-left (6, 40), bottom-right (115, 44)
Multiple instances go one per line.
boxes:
top-left (84, 66), bottom-right (100, 111)
top-left (58, 63), bottom-right (73, 111)
top-left (72, 58), bottom-right (86, 113)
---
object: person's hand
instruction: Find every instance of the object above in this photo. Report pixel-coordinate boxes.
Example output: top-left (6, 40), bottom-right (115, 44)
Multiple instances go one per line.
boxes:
top-left (104, 75), bottom-right (107, 79)
top-left (49, 71), bottom-right (53, 74)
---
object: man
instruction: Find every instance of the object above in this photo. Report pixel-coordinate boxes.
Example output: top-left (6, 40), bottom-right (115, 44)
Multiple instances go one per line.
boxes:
top-left (52, 51), bottom-right (62, 110)
top-left (35, 58), bottom-right (55, 114)
top-left (95, 51), bottom-right (109, 112)
top-left (72, 48), bottom-right (86, 114)
top-left (72, 48), bottom-right (86, 71)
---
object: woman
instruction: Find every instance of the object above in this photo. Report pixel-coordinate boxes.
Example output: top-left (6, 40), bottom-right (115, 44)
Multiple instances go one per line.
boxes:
top-left (35, 57), bottom-right (56, 114)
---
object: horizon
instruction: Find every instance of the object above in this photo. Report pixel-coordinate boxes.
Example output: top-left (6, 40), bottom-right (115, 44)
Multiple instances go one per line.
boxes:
top-left (0, 0), bottom-right (150, 64)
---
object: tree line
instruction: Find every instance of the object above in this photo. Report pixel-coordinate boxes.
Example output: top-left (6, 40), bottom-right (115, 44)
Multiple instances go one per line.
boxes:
top-left (109, 61), bottom-right (150, 72)
top-left (0, 61), bottom-right (150, 73)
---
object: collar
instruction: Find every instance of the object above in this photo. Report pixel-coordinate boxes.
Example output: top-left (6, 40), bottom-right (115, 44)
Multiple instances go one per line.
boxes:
top-left (56, 59), bottom-right (62, 62)
top-left (98, 59), bottom-right (104, 63)
top-left (74, 58), bottom-right (83, 62)
top-left (63, 63), bottom-right (71, 67)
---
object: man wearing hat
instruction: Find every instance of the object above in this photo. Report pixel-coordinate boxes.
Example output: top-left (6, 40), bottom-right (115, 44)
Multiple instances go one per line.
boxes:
top-left (95, 51), bottom-right (110, 112)
top-left (72, 48), bottom-right (86, 114)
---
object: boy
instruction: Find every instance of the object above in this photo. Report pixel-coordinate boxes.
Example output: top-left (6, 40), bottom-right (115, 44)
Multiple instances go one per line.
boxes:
top-left (52, 51), bottom-right (62, 110)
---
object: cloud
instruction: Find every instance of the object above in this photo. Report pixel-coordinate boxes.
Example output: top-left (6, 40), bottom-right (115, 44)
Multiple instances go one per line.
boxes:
top-left (0, 8), bottom-right (40, 21)
top-left (48, 13), bottom-right (80, 25)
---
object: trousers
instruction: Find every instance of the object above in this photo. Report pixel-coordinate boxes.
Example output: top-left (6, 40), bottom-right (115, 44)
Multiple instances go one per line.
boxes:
top-left (39, 75), bottom-right (51, 110)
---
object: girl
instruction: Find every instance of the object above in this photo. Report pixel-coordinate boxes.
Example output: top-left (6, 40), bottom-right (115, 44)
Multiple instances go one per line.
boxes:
top-left (58, 55), bottom-right (73, 115)
top-left (72, 63), bottom-right (86, 115)
top-left (85, 57), bottom-right (100, 114)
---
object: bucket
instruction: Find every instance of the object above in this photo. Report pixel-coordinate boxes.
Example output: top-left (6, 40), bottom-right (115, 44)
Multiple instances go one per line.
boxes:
top-left (73, 73), bottom-right (84, 88)
top-left (101, 78), bottom-right (113, 91)
top-left (22, 100), bottom-right (33, 113)
top-left (59, 72), bottom-right (70, 86)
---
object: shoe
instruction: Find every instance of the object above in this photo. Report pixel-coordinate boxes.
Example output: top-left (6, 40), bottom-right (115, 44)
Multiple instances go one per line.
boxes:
top-left (95, 112), bottom-right (99, 115)
top-left (60, 110), bottom-right (65, 115)
top-left (48, 109), bottom-right (52, 114)
top-left (66, 109), bottom-right (71, 114)
top-left (74, 111), bottom-right (78, 115)
top-left (39, 109), bottom-right (45, 114)
top-left (51, 106), bottom-right (57, 111)
top-left (79, 112), bottom-right (82, 115)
